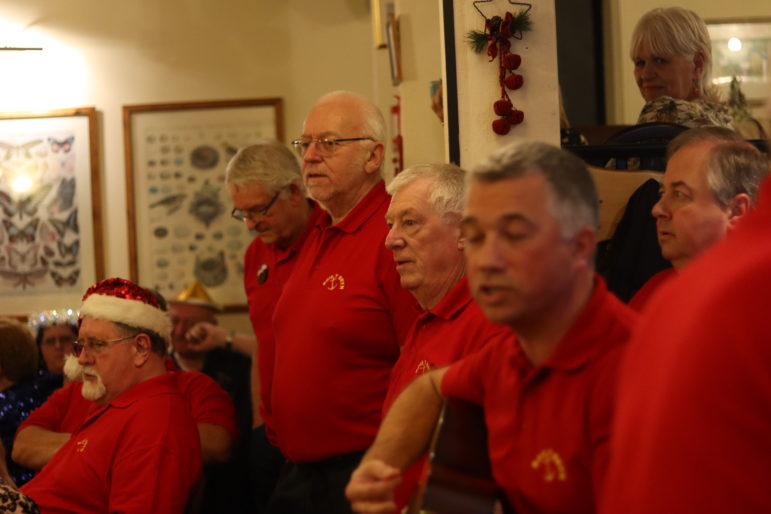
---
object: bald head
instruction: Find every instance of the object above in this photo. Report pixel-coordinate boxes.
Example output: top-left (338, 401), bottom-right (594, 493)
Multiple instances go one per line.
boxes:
top-left (299, 91), bottom-right (387, 223)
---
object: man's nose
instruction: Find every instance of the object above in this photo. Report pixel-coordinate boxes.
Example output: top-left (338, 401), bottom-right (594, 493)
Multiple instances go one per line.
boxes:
top-left (77, 349), bottom-right (92, 365)
top-left (384, 226), bottom-right (404, 250)
top-left (303, 141), bottom-right (324, 162)
top-left (651, 196), bottom-right (669, 219)
top-left (472, 235), bottom-right (506, 270)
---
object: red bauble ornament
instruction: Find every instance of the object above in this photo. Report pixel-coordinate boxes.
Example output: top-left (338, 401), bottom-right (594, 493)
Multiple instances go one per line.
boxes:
top-left (500, 12), bottom-right (514, 38)
top-left (493, 99), bottom-right (513, 116)
top-left (505, 73), bottom-right (524, 90)
top-left (492, 119), bottom-right (511, 135)
top-left (507, 110), bottom-right (525, 125)
top-left (503, 53), bottom-right (522, 71)
top-left (487, 42), bottom-right (498, 60)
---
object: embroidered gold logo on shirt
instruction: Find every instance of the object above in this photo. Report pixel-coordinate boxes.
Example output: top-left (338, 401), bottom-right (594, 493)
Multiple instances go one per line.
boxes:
top-left (531, 449), bottom-right (567, 482)
top-left (322, 274), bottom-right (345, 291)
top-left (76, 438), bottom-right (89, 453)
top-left (415, 360), bottom-right (431, 374)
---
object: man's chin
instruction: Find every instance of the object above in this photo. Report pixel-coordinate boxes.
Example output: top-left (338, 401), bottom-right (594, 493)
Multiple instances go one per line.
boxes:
top-left (81, 379), bottom-right (107, 403)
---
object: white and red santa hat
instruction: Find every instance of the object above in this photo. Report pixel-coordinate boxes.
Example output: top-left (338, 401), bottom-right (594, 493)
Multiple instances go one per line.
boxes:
top-left (79, 277), bottom-right (171, 343)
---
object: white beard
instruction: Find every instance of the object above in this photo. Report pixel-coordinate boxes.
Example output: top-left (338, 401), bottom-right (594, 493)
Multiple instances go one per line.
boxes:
top-left (64, 354), bottom-right (107, 402)
top-left (81, 374), bottom-right (107, 402)
top-left (63, 354), bottom-right (82, 381)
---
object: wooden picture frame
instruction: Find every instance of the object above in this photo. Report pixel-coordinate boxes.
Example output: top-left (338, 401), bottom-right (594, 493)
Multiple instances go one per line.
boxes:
top-left (123, 98), bottom-right (283, 311)
top-left (0, 107), bottom-right (103, 315)
top-left (707, 17), bottom-right (771, 105)
top-left (387, 12), bottom-right (403, 86)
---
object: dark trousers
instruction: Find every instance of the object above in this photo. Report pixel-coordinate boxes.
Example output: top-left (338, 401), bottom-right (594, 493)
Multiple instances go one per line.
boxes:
top-left (264, 449), bottom-right (365, 514)
top-left (251, 425), bottom-right (287, 514)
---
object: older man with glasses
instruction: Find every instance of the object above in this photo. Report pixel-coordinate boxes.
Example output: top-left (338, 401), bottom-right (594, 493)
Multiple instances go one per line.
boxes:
top-left (18, 277), bottom-right (202, 513)
top-left (180, 139), bottom-right (323, 513)
top-left (262, 91), bottom-right (418, 514)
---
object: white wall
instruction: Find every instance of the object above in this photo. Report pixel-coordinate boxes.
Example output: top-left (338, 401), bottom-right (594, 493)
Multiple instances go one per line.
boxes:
top-left (604, 0), bottom-right (771, 124)
top-left (0, 0), bottom-right (382, 326)
top-left (394, 0), bottom-right (445, 167)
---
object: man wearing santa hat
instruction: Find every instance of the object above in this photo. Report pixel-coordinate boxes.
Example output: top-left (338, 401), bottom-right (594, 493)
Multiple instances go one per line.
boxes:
top-left (19, 277), bottom-right (202, 513)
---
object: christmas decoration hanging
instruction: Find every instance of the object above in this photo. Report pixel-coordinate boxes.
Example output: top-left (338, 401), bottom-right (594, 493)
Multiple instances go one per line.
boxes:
top-left (467, 2), bottom-right (532, 135)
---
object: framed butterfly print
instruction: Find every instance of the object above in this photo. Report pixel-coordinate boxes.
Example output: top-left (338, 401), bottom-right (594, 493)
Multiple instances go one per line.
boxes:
top-left (0, 107), bottom-right (104, 315)
top-left (123, 98), bottom-right (283, 311)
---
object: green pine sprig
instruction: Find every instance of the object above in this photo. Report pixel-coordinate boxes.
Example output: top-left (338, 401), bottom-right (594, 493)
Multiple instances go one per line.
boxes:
top-left (466, 10), bottom-right (533, 54)
top-left (466, 30), bottom-right (489, 53)
top-left (510, 10), bottom-right (532, 34)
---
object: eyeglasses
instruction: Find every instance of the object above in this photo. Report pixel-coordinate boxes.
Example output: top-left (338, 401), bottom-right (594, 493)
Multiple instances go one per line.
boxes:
top-left (42, 334), bottom-right (76, 346)
top-left (72, 335), bottom-right (135, 357)
top-left (231, 188), bottom-right (284, 222)
top-left (290, 137), bottom-right (375, 157)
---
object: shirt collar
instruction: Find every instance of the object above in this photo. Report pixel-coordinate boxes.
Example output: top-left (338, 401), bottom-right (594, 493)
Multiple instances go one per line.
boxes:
top-left (82, 373), bottom-right (179, 427)
top-left (273, 201), bottom-right (324, 262)
top-left (512, 275), bottom-right (629, 376)
top-left (421, 276), bottom-right (473, 322)
top-left (316, 181), bottom-right (389, 234)
top-left (539, 275), bottom-right (624, 372)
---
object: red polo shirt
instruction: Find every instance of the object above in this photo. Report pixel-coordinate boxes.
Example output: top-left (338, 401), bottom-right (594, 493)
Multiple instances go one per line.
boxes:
top-left (384, 276), bottom-right (513, 412)
top-left (21, 374), bottom-right (202, 514)
top-left (442, 277), bottom-right (636, 514)
top-left (627, 267), bottom-right (676, 312)
top-left (271, 181), bottom-right (419, 463)
top-left (244, 201), bottom-right (323, 439)
top-left (19, 370), bottom-right (236, 436)
top-left (601, 178), bottom-right (771, 513)
top-left (384, 276), bottom-right (514, 509)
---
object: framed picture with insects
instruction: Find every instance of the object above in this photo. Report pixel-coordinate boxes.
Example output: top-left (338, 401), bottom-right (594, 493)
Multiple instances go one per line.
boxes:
top-left (123, 98), bottom-right (283, 311)
top-left (0, 107), bottom-right (103, 315)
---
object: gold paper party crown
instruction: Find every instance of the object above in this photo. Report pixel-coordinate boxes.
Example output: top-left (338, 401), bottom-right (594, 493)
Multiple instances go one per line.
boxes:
top-left (171, 281), bottom-right (223, 312)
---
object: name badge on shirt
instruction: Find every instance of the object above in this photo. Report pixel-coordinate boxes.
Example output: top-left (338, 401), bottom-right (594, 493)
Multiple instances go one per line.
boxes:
top-left (258, 264), bottom-right (269, 284)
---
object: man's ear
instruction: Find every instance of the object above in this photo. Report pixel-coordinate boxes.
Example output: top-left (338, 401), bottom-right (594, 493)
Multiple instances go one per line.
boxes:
top-left (454, 223), bottom-right (465, 251)
top-left (572, 226), bottom-right (598, 269)
top-left (286, 181), bottom-right (305, 205)
top-left (364, 142), bottom-right (385, 175)
top-left (133, 333), bottom-right (152, 366)
top-left (727, 193), bottom-right (751, 229)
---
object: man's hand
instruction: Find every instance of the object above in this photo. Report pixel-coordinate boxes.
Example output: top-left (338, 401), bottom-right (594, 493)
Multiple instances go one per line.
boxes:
top-left (185, 322), bottom-right (227, 352)
top-left (346, 459), bottom-right (402, 514)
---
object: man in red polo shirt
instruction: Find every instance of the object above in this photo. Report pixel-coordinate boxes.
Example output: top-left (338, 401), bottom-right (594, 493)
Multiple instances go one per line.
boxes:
top-left (382, 162), bottom-right (514, 508)
top-left (601, 176), bottom-right (771, 511)
top-left (18, 278), bottom-right (201, 513)
top-left (346, 141), bottom-right (637, 514)
top-left (628, 127), bottom-right (767, 310)
top-left (184, 139), bottom-right (324, 512)
top-left (266, 91), bottom-right (418, 513)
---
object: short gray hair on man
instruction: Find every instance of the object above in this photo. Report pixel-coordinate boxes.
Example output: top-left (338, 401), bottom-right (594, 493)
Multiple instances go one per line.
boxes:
top-left (667, 127), bottom-right (769, 206)
top-left (469, 141), bottom-right (599, 238)
top-left (666, 126), bottom-right (742, 159)
top-left (706, 142), bottom-right (768, 207)
top-left (630, 7), bottom-right (720, 102)
top-left (314, 90), bottom-right (387, 144)
top-left (387, 163), bottom-right (465, 222)
top-left (225, 139), bottom-right (304, 194)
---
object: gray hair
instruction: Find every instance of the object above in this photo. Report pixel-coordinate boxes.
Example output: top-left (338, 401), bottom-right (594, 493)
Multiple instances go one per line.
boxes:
top-left (631, 7), bottom-right (720, 102)
top-left (706, 142), bottom-right (768, 207)
top-left (314, 90), bottom-right (387, 144)
top-left (666, 126), bottom-right (742, 158)
top-left (225, 139), bottom-right (304, 194)
top-left (387, 163), bottom-right (465, 222)
top-left (667, 127), bottom-right (769, 206)
top-left (470, 141), bottom-right (599, 238)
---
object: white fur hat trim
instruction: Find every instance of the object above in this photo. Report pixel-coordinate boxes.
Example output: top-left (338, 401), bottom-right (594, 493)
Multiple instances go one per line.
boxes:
top-left (80, 293), bottom-right (172, 342)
